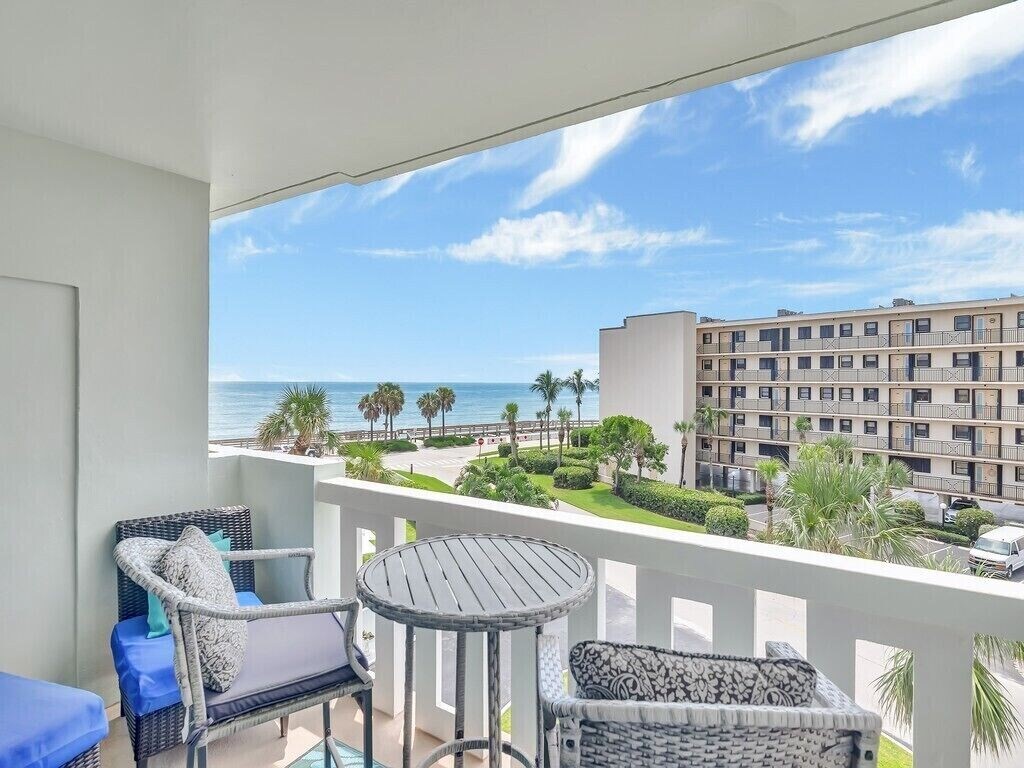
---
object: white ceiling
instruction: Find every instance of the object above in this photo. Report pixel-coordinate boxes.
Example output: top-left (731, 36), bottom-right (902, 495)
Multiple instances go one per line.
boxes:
top-left (0, 1), bottom-right (1010, 216)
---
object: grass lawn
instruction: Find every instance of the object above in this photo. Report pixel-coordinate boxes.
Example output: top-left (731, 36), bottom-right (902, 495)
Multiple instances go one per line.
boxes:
top-left (879, 735), bottom-right (912, 767)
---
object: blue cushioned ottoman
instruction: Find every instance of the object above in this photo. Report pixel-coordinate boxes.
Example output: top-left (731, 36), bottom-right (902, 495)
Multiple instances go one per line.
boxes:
top-left (0, 672), bottom-right (108, 768)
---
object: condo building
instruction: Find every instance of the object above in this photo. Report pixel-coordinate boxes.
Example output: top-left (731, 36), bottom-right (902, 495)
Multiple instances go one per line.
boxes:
top-left (600, 295), bottom-right (1024, 511)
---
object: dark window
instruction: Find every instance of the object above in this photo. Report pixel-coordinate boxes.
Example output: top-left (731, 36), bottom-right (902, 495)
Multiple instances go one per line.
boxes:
top-left (915, 318), bottom-right (931, 333)
top-left (863, 354), bottom-right (879, 368)
top-left (913, 389), bottom-right (931, 403)
top-left (1018, 311), bottom-right (1024, 329)
top-left (758, 358), bottom-right (774, 370)
top-left (953, 425), bottom-right (971, 441)
top-left (839, 355), bottom-right (853, 368)
top-left (955, 388), bottom-right (971, 404)
top-left (839, 323), bottom-right (853, 337)
top-left (798, 326), bottom-right (811, 340)
top-left (798, 356), bottom-right (811, 369)
top-left (734, 330), bottom-right (746, 343)
top-left (734, 386), bottom-right (746, 398)
top-left (1017, 351), bottom-right (1024, 367)
top-left (1017, 429), bottom-right (1024, 445)
top-left (820, 387), bottom-right (834, 400)
top-left (820, 418), bottom-right (834, 432)
top-left (702, 386), bottom-right (713, 398)
top-left (759, 415), bottom-right (772, 428)
top-left (702, 332), bottom-right (712, 344)
top-left (864, 421), bottom-right (878, 435)
top-left (820, 325), bottom-right (834, 338)
top-left (954, 315), bottom-right (971, 331)
top-left (954, 461), bottom-right (970, 476)
top-left (702, 360), bottom-right (713, 370)
top-left (733, 414), bottom-right (745, 426)
top-left (914, 354), bottom-right (931, 368)
top-left (840, 419), bottom-right (852, 433)
top-left (820, 355), bottom-right (835, 369)
top-left (953, 353), bottom-right (972, 367)
top-left (864, 388), bottom-right (879, 402)
top-left (734, 442), bottom-right (746, 453)
top-left (1017, 466), bottom-right (1024, 483)
top-left (914, 423), bottom-right (929, 438)
top-left (734, 358), bottom-right (747, 370)
top-left (864, 321), bottom-right (878, 336)
top-left (839, 387), bottom-right (853, 401)
top-left (895, 455), bottom-right (931, 473)
top-left (1019, 389), bottom-right (1024, 405)
top-left (759, 386), bottom-right (771, 399)
top-left (701, 437), bottom-right (711, 450)
top-left (798, 387), bottom-right (811, 400)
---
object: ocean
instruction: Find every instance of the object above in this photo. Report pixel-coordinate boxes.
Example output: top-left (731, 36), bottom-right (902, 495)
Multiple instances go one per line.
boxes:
top-left (209, 381), bottom-right (600, 439)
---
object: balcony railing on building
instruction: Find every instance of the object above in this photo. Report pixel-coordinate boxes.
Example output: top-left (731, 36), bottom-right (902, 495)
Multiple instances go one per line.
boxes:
top-left (698, 396), bottom-right (1024, 424)
top-left (697, 366), bottom-right (1024, 383)
top-left (697, 326), bottom-right (1024, 355)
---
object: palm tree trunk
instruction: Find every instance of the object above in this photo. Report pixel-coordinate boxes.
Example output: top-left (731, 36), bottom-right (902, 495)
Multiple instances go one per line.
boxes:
top-left (679, 441), bottom-right (686, 488)
top-left (576, 402), bottom-right (582, 446)
top-left (765, 484), bottom-right (774, 539)
top-left (370, 421), bottom-right (374, 442)
top-left (441, 410), bottom-right (445, 436)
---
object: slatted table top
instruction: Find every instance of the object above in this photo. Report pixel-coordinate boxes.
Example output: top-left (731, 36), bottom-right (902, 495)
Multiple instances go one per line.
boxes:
top-left (356, 534), bottom-right (595, 632)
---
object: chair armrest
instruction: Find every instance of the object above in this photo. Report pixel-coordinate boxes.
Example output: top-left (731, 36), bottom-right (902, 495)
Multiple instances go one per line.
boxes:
top-left (221, 547), bottom-right (316, 598)
top-left (766, 641), bottom-right (864, 715)
top-left (177, 596), bottom-right (358, 621)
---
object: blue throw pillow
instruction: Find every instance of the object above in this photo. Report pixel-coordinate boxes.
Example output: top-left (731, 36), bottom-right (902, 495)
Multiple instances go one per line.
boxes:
top-left (146, 530), bottom-right (231, 639)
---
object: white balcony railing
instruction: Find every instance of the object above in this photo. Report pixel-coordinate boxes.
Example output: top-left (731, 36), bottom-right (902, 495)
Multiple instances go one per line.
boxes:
top-left (316, 477), bottom-right (1024, 768)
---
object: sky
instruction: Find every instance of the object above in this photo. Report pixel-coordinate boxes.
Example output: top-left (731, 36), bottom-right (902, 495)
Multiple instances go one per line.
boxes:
top-left (210, 3), bottom-right (1024, 384)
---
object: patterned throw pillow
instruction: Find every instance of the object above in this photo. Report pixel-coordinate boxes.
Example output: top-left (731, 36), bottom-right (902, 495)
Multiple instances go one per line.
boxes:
top-left (569, 640), bottom-right (816, 707)
top-left (159, 525), bottom-right (247, 691)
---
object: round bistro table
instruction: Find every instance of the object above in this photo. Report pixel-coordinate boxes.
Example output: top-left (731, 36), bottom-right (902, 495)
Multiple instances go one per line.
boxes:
top-left (356, 534), bottom-right (594, 768)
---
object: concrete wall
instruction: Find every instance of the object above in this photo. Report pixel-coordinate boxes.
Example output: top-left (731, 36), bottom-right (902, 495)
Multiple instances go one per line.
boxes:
top-left (599, 311), bottom-right (697, 487)
top-left (0, 125), bottom-right (210, 702)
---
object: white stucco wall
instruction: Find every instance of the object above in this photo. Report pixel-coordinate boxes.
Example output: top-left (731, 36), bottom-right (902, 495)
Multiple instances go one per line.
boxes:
top-left (599, 311), bottom-right (697, 487)
top-left (0, 125), bottom-right (210, 702)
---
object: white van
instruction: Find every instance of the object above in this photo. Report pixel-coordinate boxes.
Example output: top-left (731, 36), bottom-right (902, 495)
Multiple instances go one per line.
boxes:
top-left (968, 526), bottom-right (1024, 577)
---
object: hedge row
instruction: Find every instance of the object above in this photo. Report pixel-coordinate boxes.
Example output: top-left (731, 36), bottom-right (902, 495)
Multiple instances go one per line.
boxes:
top-left (553, 466), bottom-right (593, 490)
top-left (919, 522), bottom-right (971, 547)
top-left (568, 426), bottom-right (596, 447)
top-left (339, 439), bottom-right (417, 455)
top-left (618, 476), bottom-right (743, 527)
top-left (706, 505), bottom-right (749, 538)
top-left (953, 507), bottom-right (996, 541)
top-left (894, 499), bottom-right (925, 525)
top-left (734, 492), bottom-right (766, 506)
top-left (422, 435), bottom-right (476, 448)
top-left (497, 443), bottom-right (513, 458)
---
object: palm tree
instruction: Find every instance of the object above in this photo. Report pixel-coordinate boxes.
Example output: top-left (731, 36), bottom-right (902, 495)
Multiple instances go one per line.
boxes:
top-left (794, 416), bottom-right (812, 444)
top-left (556, 407), bottom-right (572, 466)
top-left (435, 386), bottom-right (456, 436)
top-left (530, 370), bottom-right (562, 450)
top-left (754, 457), bottom-right (785, 539)
top-left (536, 410), bottom-right (547, 449)
top-left (344, 442), bottom-right (407, 485)
top-left (565, 369), bottom-right (596, 446)
top-left (357, 393), bottom-right (381, 442)
top-left (416, 391), bottom-right (441, 437)
top-left (454, 462), bottom-right (552, 509)
top-left (693, 402), bottom-right (726, 489)
top-left (500, 402), bottom-right (520, 463)
top-left (821, 435), bottom-right (854, 464)
top-left (375, 382), bottom-right (405, 439)
top-left (672, 420), bottom-right (695, 487)
top-left (256, 384), bottom-right (339, 455)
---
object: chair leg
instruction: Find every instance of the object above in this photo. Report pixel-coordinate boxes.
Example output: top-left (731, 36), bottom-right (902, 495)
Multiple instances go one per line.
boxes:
top-left (197, 745), bottom-right (208, 768)
top-left (280, 715), bottom-right (290, 738)
top-left (360, 690), bottom-right (374, 768)
top-left (137, 760), bottom-right (149, 768)
top-left (186, 744), bottom-right (195, 768)
top-left (323, 702), bottom-right (333, 767)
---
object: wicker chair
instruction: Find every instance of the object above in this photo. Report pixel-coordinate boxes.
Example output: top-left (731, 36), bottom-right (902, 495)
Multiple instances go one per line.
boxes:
top-left (113, 506), bottom-right (373, 768)
top-left (539, 636), bottom-right (882, 768)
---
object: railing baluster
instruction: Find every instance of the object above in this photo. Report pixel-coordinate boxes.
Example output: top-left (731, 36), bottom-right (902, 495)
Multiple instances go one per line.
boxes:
top-left (806, 602), bottom-right (856, 696)
top-left (371, 514), bottom-right (410, 717)
top-left (635, 567), bottom-right (675, 648)
top-left (912, 628), bottom-right (973, 768)
top-left (510, 628), bottom-right (537, 761)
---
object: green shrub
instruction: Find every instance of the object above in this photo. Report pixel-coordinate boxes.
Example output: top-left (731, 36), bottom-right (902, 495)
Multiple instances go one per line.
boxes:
top-left (553, 466), bottom-right (593, 490)
top-left (735, 492), bottom-right (766, 506)
top-left (340, 439), bottom-right (416, 455)
top-left (978, 523), bottom-right (999, 537)
top-left (568, 426), bottom-right (595, 447)
top-left (618, 476), bottom-right (743, 526)
top-left (422, 435), bottom-right (476, 448)
top-left (894, 499), bottom-right (926, 525)
top-left (706, 505), bottom-right (750, 538)
top-left (919, 522), bottom-right (971, 547)
top-left (497, 443), bottom-right (513, 458)
top-left (560, 456), bottom-right (597, 479)
top-left (954, 507), bottom-right (996, 540)
top-left (517, 450), bottom-right (559, 475)
top-left (562, 446), bottom-right (592, 460)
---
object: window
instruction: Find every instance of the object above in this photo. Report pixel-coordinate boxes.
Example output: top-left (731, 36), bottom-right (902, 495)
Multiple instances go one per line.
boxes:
top-left (1017, 351), bottom-right (1024, 367)
top-left (864, 421), bottom-right (878, 435)
top-left (913, 389), bottom-right (931, 403)
top-left (733, 330), bottom-right (746, 343)
top-left (820, 387), bottom-right (834, 400)
top-left (1019, 389), bottom-right (1024, 405)
top-left (864, 387), bottom-right (879, 402)
top-left (820, 355), bottom-right (835, 369)
top-left (838, 355), bottom-right (853, 368)
top-left (955, 388), bottom-right (971, 404)
top-left (820, 325), bottom-right (834, 338)
top-left (953, 352), bottom-right (972, 367)
top-left (798, 387), bottom-right (811, 400)
top-left (733, 413), bottom-right (745, 426)
top-left (820, 418), bottom-right (834, 432)
top-left (701, 437), bottom-right (712, 450)
top-left (915, 318), bottom-right (931, 333)
top-left (702, 386), bottom-right (713, 398)
top-left (702, 360), bottom-right (713, 370)
top-left (758, 358), bottom-right (774, 370)
top-left (798, 326), bottom-right (811, 340)
top-left (839, 387), bottom-right (853, 401)
top-left (839, 323), bottom-right (853, 337)
top-left (734, 359), bottom-right (747, 370)
top-left (734, 386), bottom-right (746, 398)
top-left (759, 415), bottom-right (772, 428)
top-left (798, 356), bottom-right (811, 369)
top-left (1017, 429), bottom-right (1024, 445)
top-left (702, 332), bottom-right (713, 344)
top-left (863, 354), bottom-right (879, 368)
top-left (896, 455), bottom-right (931, 473)
top-left (914, 353), bottom-right (931, 368)
top-left (954, 315), bottom-right (971, 331)
top-left (953, 425), bottom-right (971, 441)
top-left (734, 442), bottom-right (746, 453)
top-left (1017, 466), bottom-right (1024, 483)
top-left (840, 419), bottom-right (853, 433)
top-left (914, 423), bottom-right (929, 438)
top-left (1018, 311), bottom-right (1024, 329)
top-left (954, 461), bottom-right (970, 476)
top-left (864, 321), bottom-right (878, 336)
top-left (758, 386), bottom-right (771, 399)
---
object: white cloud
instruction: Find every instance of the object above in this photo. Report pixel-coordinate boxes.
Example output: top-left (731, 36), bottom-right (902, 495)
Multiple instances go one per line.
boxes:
top-left (756, 238), bottom-right (823, 253)
top-left (732, 70), bottom-right (776, 93)
top-left (446, 203), bottom-right (708, 266)
top-left (782, 3), bottom-right (1024, 147)
top-left (517, 106), bottom-right (646, 210)
top-left (783, 280), bottom-right (865, 297)
top-left (288, 189), bottom-right (326, 224)
top-left (945, 144), bottom-right (984, 184)
top-left (228, 235), bottom-right (278, 261)
top-left (361, 170), bottom-right (417, 205)
top-left (210, 209), bottom-right (253, 234)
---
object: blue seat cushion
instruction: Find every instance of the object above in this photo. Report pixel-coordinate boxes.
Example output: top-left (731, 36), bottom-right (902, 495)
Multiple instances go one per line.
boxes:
top-left (206, 612), bottom-right (367, 724)
top-left (0, 672), bottom-right (108, 768)
top-left (111, 591), bottom-right (262, 716)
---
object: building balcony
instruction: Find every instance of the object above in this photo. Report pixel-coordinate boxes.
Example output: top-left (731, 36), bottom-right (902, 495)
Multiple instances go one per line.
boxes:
top-left (697, 366), bottom-right (1024, 383)
top-left (697, 326), bottom-right (1024, 355)
top-left (698, 396), bottom-right (1024, 424)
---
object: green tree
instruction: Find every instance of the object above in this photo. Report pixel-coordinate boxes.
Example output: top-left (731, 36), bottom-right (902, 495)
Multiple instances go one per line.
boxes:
top-left (589, 415), bottom-right (652, 494)
top-left (435, 386), bottom-right (456, 436)
top-left (794, 416), bottom-right (812, 443)
top-left (500, 402), bottom-right (520, 463)
top-left (357, 393), bottom-right (382, 442)
top-left (634, 433), bottom-right (668, 480)
top-left (344, 442), bottom-right (407, 485)
top-left (672, 420), bottom-right (695, 488)
top-left (256, 384), bottom-right (340, 455)
top-left (416, 391), bottom-right (441, 437)
top-left (754, 457), bottom-right (785, 539)
top-left (821, 435), bottom-right (854, 463)
top-left (531, 370), bottom-right (562, 450)
top-left (693, 403), bottom-right (726, 488)
top-left (375, 382), bottom-right (405, 439)
top-left (556, 407), bottom-right (573, 467)
top-left (565, 369), bottom-right (597, 445)
top-left (454, 462), bottom-right (552, 509)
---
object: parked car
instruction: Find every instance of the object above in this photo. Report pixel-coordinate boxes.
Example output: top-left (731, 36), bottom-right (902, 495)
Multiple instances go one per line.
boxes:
top-left (967, 525), bottom-right (1024, 577)
top-left (944, 497), bottom-right (980, 525)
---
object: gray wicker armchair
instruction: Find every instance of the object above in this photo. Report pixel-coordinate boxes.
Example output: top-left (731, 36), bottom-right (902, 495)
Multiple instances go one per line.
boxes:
top-left (114, 508), bottom-right (373, 768)
top-left (539, 636), bottom-right (881, 768)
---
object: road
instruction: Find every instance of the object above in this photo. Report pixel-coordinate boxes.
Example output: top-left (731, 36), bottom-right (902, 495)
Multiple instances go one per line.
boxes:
top-left (385, 442), bottom-right (1024, 765)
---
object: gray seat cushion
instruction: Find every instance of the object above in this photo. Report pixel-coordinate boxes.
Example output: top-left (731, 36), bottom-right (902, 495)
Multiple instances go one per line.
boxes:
top-left (205, 612), bottom-right (367, 724)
